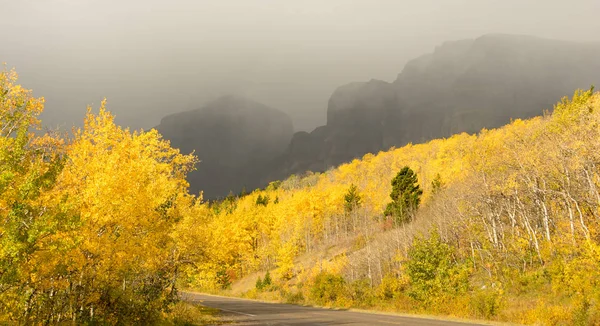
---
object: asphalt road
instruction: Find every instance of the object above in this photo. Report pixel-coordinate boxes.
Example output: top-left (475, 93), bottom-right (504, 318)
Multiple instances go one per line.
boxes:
top-left (181, 292), bottom-right (488, 326)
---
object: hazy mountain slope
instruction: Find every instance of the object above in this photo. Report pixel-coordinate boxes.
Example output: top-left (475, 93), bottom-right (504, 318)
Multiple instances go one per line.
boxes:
top-left (273, 34), bottom-right (600, 180)
top-left (395, 34), bottom-right (600, 140)
top-left (155, 95), bottom-right (293, 199)
top-left (158, 34), bottom-right (600, 197)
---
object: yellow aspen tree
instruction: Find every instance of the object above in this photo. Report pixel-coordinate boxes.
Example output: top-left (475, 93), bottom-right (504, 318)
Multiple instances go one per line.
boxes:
top-left (56, 101), bottom-right (197, 323)
top-left (0, 68), bottom-right (68, 323)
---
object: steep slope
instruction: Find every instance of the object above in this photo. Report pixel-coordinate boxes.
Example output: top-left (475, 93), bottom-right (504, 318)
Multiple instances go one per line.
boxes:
top-left (155, 95), bottom-right (293, 199)
top-left (186, 90), bottom-right (600, 325)
top-left (271, 80), bottom-right (400, 178)
top-left (275, 34), bottom-right (600, 178)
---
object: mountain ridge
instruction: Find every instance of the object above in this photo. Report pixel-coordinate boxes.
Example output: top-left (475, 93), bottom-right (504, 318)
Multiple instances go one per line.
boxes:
top-left (155, 95), bottom-right (293, 198)
top-left (158, 34), bottom-right (600, 199)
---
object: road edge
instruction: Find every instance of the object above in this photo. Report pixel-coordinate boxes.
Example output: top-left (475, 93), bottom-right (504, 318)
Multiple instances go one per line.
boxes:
top-left (180, 290), bottom-right (520, 326)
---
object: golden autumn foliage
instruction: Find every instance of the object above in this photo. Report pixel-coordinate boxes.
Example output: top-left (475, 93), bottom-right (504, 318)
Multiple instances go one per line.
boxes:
top-left (186, 88), bottom-right (600, 325)
top-left (3, 64), bottom-right (600, 325)
top-left (0, 69), bottom-right (198, 324)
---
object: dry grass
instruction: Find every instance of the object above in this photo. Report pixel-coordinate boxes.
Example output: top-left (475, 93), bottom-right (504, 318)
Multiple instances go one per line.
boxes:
top-left (159, 302), bottom-right (227, 326)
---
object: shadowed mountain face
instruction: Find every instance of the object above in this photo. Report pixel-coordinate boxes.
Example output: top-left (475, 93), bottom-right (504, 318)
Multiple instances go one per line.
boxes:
top-left (393, 34), bottom-right (600, 141)
top-left (159, 35), bottom-right (600, 199)
top-left (269, 34), bottom-right (600, 181)
top-left (155, 96), bottom-right (293, 199)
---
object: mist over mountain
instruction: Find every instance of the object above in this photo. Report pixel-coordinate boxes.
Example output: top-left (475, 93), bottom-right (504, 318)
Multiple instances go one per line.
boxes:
top-left (3, 0), bottom-right (600, 134)
top-left (155, 95), bottom-right (293, 199)
top-left (159, 34), bottom-right (600, 198)
top-left (272, 35), bottom-right (600, 179)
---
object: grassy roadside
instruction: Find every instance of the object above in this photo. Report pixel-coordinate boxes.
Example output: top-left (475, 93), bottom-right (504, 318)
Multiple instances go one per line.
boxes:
top-left (160, 301), bottom-right (228, 326)
top-left (181, 290), bottom-right (516, 326)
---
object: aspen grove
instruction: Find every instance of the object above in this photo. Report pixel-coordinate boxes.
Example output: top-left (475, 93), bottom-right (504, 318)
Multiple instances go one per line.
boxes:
top-left (2, 67), bottom-right (600, 324)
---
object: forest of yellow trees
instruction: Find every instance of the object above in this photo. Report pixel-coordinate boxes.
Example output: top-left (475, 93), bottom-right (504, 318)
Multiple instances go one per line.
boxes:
top-left (0, 69), bottom-right (201, 323)
top-left (2, 67), bottom-right (600, 325)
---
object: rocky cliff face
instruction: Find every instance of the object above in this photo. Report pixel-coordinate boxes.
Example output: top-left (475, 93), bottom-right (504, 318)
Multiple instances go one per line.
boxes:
top-left (155, 95), bottom-right (293, 199)
top-left (158, 34), bottom-right (600, 198)
top-left (272, 34), bottom-right (600, 180)
top-left (269, 80), bottom-right (400, 180)
top-left (394, 34), bottom-right (600, 141)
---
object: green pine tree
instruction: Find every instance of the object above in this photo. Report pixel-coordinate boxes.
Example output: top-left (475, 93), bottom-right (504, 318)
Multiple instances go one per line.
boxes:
top-left (256, 194), bottom-right (270, 206)
top-left (263, 270), bottom-right (272, 289)
top-left (344, 184), bottom-right (362, 213)
top-left (255, 276), bottom-right (264, 291)
top-left (384, 166), bottom-right (423, 226)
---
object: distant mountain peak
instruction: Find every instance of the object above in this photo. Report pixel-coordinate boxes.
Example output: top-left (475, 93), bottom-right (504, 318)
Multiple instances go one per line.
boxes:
top-left (155, 95), bottom-right (293, 199)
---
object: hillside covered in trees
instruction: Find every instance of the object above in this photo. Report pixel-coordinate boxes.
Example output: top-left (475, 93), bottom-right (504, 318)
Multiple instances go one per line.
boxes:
top-left (3, 66), bottom-right (600, 325)
top-left (184, 88), bottom-right (600, 325)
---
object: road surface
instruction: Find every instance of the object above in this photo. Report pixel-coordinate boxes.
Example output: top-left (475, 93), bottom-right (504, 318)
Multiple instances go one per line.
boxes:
top-left (182, 292), bottom-right (489, 326)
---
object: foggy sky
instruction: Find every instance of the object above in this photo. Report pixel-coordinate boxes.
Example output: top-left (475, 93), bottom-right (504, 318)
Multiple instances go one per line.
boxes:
top-left (2, 0), bottom-right (600, 132)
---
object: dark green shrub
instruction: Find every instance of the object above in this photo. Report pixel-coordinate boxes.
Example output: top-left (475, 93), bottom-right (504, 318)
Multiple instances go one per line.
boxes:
top-left (350, 278), bottom-right (374, 306)
top-left (310, 272), bottom-right (348, 306)
top-left (263, 270), bottom-right (272, 288)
